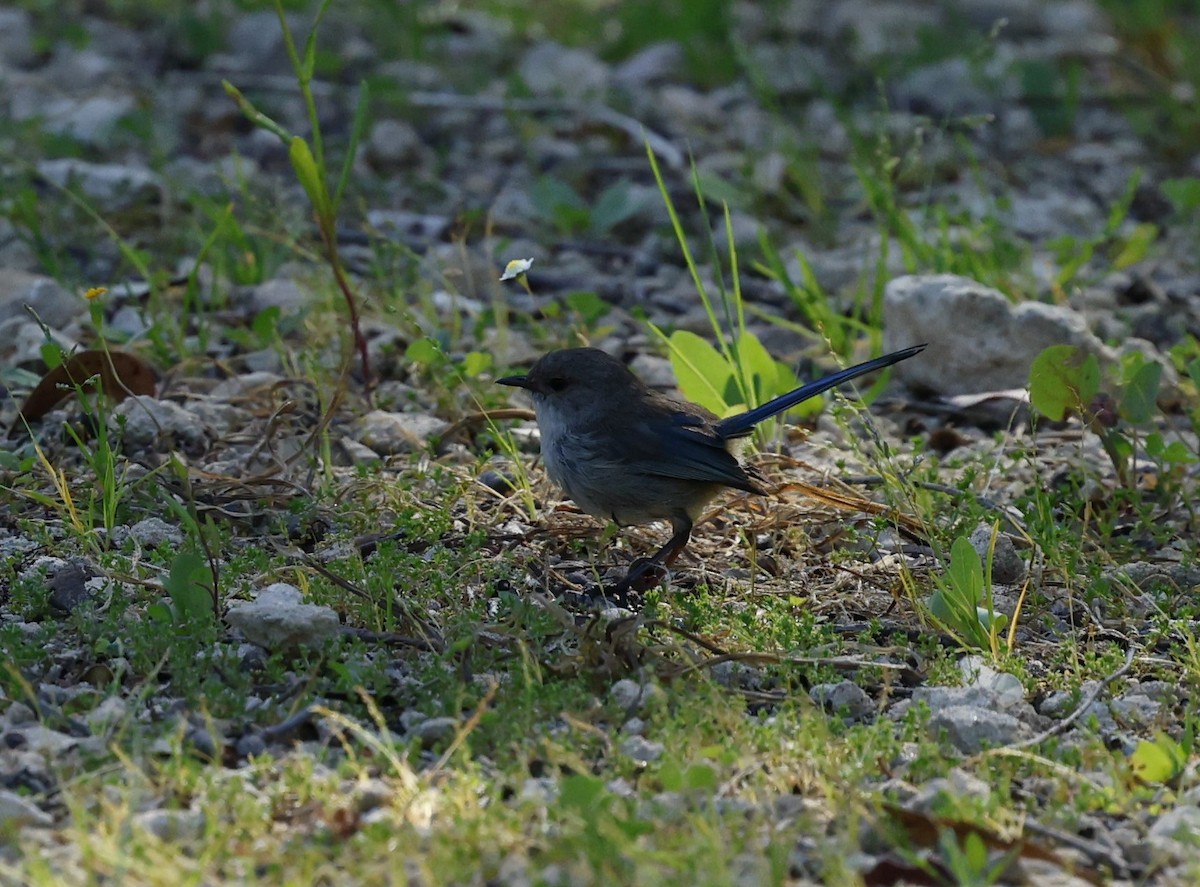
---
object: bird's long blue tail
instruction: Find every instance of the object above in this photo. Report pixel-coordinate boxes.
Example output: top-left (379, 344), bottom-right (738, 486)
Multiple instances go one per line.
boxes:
top-left (714, 344), bottom-right (926, 438)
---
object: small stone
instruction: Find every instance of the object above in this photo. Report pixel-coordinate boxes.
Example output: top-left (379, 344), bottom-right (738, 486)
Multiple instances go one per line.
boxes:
top-left (366, 210), bottom-right (451, 244)
top-left (928, 705), bottom-right (1028, 753)
top-left (18, 724), bottom-right (78, 755)
top-left (333, 428), bottom-right (384, 465)
top-left (0, 8), bottom-right (36, 68)
top-left (1147, 806), bottom-right (1200, 862)
top-left (959, 656), bottom-right (1025, 703)
top-left (810, 681), bottom-right (874, 720)
top-left (48, 559), bottom-right (96, 614)
top-left (36, 158), bottom-right (161, 208)
top-left (356, 410), bottom-right (447, 455)
top-left (967, 524), bottom-right (1027, 585)
top-left (612, 41), bottom-right (683, 88)
top-left (184, 726), bottom-right (219, 761)
top-left (86, 696), bottom-right (127, 735)
top-left (225, 583), bottom-right (340, 650)
top-left (366, 119), bottom-right (423, 168)
top-left (413, 716), bottom-right (458, 747)
top-left (910, 769), bottom-right (993, 812)
top-left (620, 735), bottom-right (663, 765)
top-left (1109, 693), bottom-right (1162, 728)
top-left (235, 732), bottom-right (267, 758)
top-left (478, 469), bottom-right (516, 494)
top-left (0, 269), bottom-right (84, 327)
top-left (610, 679), bottom-right (643, 713)
top-left (5, 701), bottom-right (36, 726)
top-left (132, 808), bottom-right (207, 841)
top-left (884, 274), bottom-right (1110, 395)
top-left (126, 518), bottom-right (184, 549)
top-left (519, 42), bottom-right (609, 100)
top-left (1038, 689), bottom-right (1078, 719)
top-left (114, 397), bottom-right (211, 456)
top-left (39, 94), bottom-right (139, 147)
top-left (627, 354), bottom-right (677, 389)
top-left (248, 278), bottom-right (312, 314)
top-left (354, 778), bottom-right (394, 813)
top-left (0, 790), bottom-right (53, 829)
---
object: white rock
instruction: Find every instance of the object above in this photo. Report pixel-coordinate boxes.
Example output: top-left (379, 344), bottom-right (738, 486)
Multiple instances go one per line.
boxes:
top-left (132, 808), bottom-right (207, 841)
top-left (0, 269), bottom-right (83, 327)
top-left (226, 583), bottom-right (340, 650)
top-left (884, 274), bottom-right (1110, 395)
top-left (519, 42), bottom-right (609, 100)
top-left (86, 696), bottom-right (129, 735)
top-left (36, 158), bottom-right (161, 207)
top-left (356, 410), bottom-right (446, 455)
top-left (0, 790), bottom-right (52, 829)
top-left (114, 397), bottom-right (211, 456)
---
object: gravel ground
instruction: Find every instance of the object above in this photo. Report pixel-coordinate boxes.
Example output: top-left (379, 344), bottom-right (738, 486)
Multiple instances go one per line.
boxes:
top-left (2, 1), bottom-right (1200, 883)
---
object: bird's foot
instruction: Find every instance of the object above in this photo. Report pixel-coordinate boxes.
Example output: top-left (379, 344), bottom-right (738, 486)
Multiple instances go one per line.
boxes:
top-left (606, 557), bottom-right (668, 600)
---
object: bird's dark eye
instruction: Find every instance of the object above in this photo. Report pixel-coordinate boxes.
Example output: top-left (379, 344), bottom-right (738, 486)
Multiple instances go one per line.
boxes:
top-left (547, 377), bottom-right (568, 392)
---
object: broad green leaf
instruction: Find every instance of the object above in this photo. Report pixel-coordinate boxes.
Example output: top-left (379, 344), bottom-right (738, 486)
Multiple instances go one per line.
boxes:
top-left (462, 351), bottom-right (492, 377)
top-left (683, 763), bottom-right (718, 791)
top-left (564, 291), bottom-right (609, 326)
top-left (1161, 177), bottom-right (1200, 216)
top-left (252, 306), bottom-right (282, 341)
top-left (692, 170), bottom-right (747, 209)
top-left (406, 338), bottom-right (441, 366)
top-left (1029, 345), bottom-right (1099, 420)
top-left (147, 601), bottom-right (173, 624)
top-left (165, 551), bottom-right (213, 624)
top-left (666, 330), bottom-right (734, 416)
top-left (1118, 359), bottom-right (1162, 424)
top-left (1144, 432), bottom-right (1196, 464)
top-left (40, 342), bottom-right (64, 370)
top-left (1131, 734), bottom-right (1186, 784)
top-left (658, 759), bottom-right (683, 792)
top-left (947, 535), bottom-right (984, 608)
top-left (590, 180), bottom-right (644, 236)
top-left (732, 332), bottom-right (777, 409)
top-left (559, 773), bottom-right (605, 810)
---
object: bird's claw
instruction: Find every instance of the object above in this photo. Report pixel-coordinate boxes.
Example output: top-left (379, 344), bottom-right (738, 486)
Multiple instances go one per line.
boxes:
top-left (604, 557), bottom-right (668, 603)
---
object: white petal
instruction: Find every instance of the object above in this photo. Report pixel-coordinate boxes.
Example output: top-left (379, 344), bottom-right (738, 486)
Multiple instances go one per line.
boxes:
top-left (499, 258), bottom-right (534, 281)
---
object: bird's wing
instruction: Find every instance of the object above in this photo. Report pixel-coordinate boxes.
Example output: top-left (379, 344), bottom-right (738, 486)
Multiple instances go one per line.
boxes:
top-left (626, 411), bottom-right (763, 494)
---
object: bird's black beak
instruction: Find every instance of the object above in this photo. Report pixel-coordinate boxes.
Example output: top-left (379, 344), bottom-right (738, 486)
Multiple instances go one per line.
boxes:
top-left (496, 373), bottom-right (531, 389)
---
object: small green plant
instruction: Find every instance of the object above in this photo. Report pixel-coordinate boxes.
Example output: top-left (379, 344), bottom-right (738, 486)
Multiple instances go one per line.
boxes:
top-left (223, 0), bottom-right (372, 384)
top-left (848, 123), bottom-right (1028, 298)
top-left (1129, 731), bottom-right (1189, 786)
top-left (662, 328), bottom-right (801, 422)
top-left (528, 175), bottom-right (651, 238)
top-left (754, 234), bottom-right (871, 359)
top-left (937, 829), bottom-right (1019, 887)
top-left (149, 550), bottom-right (218, 627)
top-left (644, 146), bottom-right (817, 441)
top-left (1170, 336), bottom-right (1200, 463)
top-left (927, 532), bottom-right (1010, 657)
top-left (1029, 344), bottom-right (1194, 489)
top-left (1046, 170), bottom-right (1157, 294)
top-left (555, 773), bottom-right (652, 878)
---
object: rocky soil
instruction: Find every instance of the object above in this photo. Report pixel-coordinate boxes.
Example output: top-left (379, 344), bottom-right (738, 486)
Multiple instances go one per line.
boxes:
top-left (2, 1), bottom-right (1199, 884)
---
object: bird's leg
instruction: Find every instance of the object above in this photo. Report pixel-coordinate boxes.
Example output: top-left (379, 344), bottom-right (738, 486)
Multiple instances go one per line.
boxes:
top-left (607, 514), bottom-right (693, 600)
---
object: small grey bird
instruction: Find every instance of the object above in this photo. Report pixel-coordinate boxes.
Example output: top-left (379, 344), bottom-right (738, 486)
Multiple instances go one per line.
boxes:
top-left (498, 344), bottom-right (924, 592)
